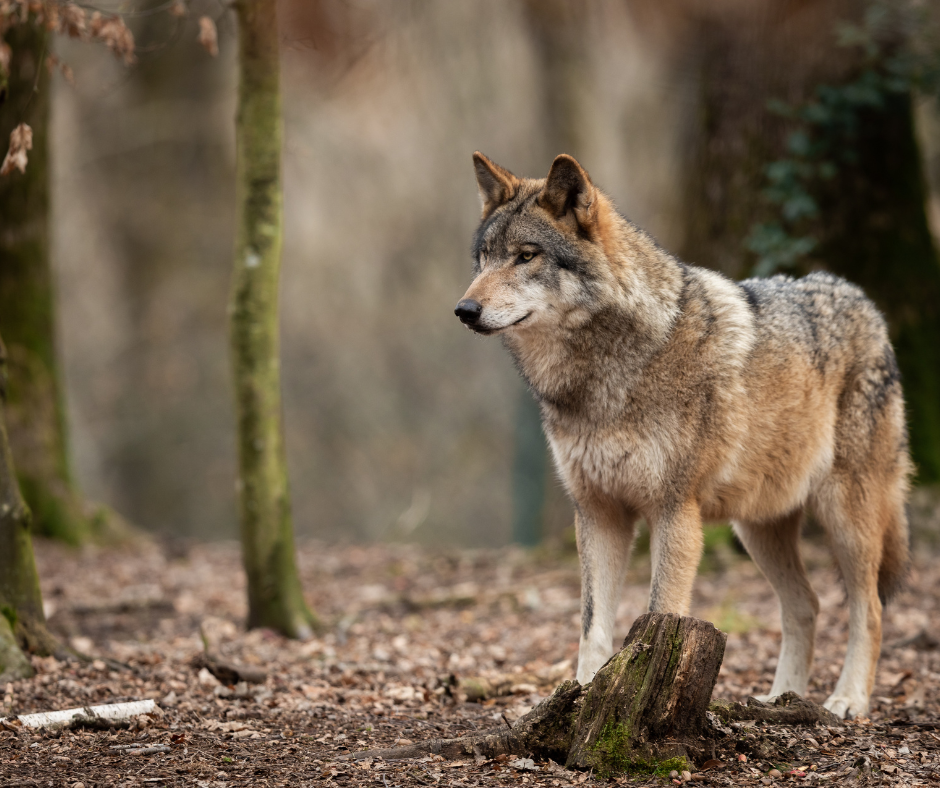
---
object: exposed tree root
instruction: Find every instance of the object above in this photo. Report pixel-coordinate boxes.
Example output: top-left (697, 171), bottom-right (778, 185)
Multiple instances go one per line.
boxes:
top-left (710, 691), bottom-right (843, 727)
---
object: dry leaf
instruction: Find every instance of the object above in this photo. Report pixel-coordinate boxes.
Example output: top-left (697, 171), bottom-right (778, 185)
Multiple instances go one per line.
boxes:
top-left (58, 2), bottom-right (87, 38)
top-left (43, 1), bottom-right (59, 32)
top-left (89, 12), bottom-right (136, 65)
top-left (198, 16), bottom-right (218, 57)
top-left (1, 123), bottom-right (33, 176)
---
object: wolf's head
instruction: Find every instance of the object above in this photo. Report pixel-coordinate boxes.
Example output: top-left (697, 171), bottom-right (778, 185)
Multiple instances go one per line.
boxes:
top-left (457, 154), bottom-right (685, 404)
top-left (457, 152), bottom-right (666, 341)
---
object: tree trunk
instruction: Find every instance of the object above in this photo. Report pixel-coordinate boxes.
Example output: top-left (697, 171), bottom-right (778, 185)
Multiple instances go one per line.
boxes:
top-left (669, 0), bottom-right (940, 481)
top-left (0, 333), bottom-right (60, 682)
top-left (0, 22), bottom-right (120, 543)
top-left (231, 0), bottom-right (316, 638)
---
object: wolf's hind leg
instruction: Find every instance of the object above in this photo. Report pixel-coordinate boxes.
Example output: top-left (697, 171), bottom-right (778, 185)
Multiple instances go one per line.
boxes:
top-left (575, 503), bottom-right (636, 685)
top-left (733, 510), bottom-right (818, 700)
top-left (814, 480), bottom-right (888, 719)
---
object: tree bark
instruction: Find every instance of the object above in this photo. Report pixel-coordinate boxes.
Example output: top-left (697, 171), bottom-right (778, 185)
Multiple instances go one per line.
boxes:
top-left (564, 613), bottom-right (726, 772)
top-left (0, 332), bottom-right (60, 681)
top-left (346, 614), bottom-right (842, 774)
top-left (0, 21), bottom-right (122, 543)
top-left (231, 0), bottom-right (316, 638)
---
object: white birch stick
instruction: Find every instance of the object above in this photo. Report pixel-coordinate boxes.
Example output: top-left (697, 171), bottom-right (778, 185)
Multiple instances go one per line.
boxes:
top-left (1, 699), bottom-right (156, 728)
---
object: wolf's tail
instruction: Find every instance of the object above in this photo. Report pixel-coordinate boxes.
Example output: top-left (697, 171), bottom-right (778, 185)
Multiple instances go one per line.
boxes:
top-left (878, 501), bottom-right (910, 605)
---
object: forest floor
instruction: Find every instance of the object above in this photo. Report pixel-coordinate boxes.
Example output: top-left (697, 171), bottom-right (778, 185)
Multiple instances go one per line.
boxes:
top-left (2, 507), bottom-right (940, 787)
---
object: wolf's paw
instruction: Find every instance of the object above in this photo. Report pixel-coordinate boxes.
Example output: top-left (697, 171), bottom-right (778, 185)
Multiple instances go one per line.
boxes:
top-left (823, 693), bottom-right (868, 720)
top-left (752, 694), bottom-right (776, 703)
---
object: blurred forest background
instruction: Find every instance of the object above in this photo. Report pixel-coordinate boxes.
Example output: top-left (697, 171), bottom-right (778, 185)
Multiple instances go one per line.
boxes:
top-left (5, 0), bottom-right (940, 548)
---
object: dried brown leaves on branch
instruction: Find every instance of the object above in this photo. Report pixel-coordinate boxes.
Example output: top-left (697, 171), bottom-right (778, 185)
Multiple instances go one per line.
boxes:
top-left (197, 15), bottom-right (217, 57)
top-left (0, 0), bottom-right (135, 64)
top-left (0, 122), bottom-right (31, 175)
top-left (0, 0), bottom-right (136, 176)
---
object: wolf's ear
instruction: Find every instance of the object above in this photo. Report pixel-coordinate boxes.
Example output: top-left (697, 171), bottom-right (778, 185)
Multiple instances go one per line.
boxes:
top-left (539, 154), bottom-right (597, 229)
top-left (473, 152), bottom-right (519, 219)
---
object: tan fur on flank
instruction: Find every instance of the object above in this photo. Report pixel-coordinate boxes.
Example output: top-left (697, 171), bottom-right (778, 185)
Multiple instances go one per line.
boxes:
top-left (457, 152), bottom-right (912, 719)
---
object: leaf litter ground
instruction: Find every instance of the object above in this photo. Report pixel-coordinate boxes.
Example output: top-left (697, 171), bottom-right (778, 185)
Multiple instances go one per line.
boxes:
top-left (1, 529), bottom-right (939, 787)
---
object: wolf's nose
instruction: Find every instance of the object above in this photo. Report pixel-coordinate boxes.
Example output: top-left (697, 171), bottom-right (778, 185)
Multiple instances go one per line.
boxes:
top-left (455, 299), bottom-right (483, 324)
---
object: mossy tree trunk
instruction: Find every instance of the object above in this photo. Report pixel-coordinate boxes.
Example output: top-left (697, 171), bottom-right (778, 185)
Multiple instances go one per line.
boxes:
top-left (0, 332), bottom-right (61, 682)
top-left (673, 0), bottom-right (940, 481)
top-left (230, 0), bottom-right (315, 638)
top-left (0, 22), bottom-right (114, 543)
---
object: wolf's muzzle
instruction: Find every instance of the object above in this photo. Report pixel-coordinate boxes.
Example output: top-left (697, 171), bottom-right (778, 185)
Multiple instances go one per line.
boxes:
top-left (455, 299), bottom-right (483, 325)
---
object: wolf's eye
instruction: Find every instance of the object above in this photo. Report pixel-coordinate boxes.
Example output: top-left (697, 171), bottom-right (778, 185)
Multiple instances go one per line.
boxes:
top-left (518, 251), bottom-right (536, 263)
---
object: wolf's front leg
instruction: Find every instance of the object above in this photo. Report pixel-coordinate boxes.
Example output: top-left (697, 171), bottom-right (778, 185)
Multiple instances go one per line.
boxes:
top-left (648, 502), bottom-right (703, 615)
top-left (575, 503), bottom-right (637, 685)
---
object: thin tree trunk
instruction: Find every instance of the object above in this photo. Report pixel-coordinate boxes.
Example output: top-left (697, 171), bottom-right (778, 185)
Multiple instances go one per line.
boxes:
top-left (0, 332), bottom-right (60, 681)
top-left (0, 22), bottom-right (121, 543)
top-left (231, 0), bottom-right (315, 638)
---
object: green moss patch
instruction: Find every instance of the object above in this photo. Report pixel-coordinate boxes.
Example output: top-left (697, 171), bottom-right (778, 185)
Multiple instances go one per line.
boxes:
top-left (588, 720), bottom-right (690, 778)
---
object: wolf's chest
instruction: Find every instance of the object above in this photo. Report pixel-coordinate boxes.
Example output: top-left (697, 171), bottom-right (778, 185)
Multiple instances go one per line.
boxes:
top-left (546, 421), bottom-right (670, 505)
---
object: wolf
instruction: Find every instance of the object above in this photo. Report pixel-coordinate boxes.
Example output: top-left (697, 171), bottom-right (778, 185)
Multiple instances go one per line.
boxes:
top-left (455, 152), bottom-right (911, 719)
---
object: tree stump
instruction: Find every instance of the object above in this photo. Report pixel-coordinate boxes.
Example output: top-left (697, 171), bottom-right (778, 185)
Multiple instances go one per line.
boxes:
top-left (564, 613), bottom-right (726, 773)
top-left (345, 613), bottom-right (727, 776)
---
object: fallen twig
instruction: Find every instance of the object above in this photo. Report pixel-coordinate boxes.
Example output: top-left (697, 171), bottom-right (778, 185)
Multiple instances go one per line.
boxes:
top-left (127, 745), bottom-right (171, 755)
